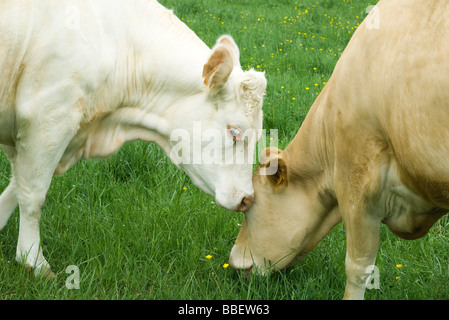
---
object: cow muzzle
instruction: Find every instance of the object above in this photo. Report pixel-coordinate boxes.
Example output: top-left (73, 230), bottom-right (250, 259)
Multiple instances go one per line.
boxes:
top-left (236, 194), bottom-right (254, 212)
top-left (215, 191), bottom-right (254, 212)
top-left (228, 244), bottom-right (254, 270)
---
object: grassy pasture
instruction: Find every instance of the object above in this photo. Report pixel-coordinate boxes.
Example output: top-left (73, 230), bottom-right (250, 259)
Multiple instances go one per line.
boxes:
top-left (1, 0), bottom-right (448, 300)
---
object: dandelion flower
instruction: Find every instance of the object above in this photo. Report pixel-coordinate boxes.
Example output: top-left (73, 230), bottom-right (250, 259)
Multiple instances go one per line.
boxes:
top-left (223, 263), bottom-right (230, 269)
top-left (396, 264), bottom-right (402, 268)
top-left (206, 255), bottom-right (213, 260)
top-left (396, 276), bottom-right (400, 280)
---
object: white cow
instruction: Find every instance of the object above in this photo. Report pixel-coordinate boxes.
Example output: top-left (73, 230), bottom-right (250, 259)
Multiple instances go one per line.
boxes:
top-left (0, 0), bottom-right (266, 277)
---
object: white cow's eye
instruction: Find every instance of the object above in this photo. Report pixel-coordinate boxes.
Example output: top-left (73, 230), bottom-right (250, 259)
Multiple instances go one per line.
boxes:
top-left (227, 125), bottom-right (242, 143)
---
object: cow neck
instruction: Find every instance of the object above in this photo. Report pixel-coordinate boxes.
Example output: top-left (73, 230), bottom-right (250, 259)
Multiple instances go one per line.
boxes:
top-left (115, 0), bottom-right (211, 116)
top-left (282, 85), bottom-right (335, 192)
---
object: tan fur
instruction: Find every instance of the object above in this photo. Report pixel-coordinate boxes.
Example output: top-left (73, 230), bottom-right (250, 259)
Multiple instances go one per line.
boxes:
top-left (230, 0), bottom-right (449, 299)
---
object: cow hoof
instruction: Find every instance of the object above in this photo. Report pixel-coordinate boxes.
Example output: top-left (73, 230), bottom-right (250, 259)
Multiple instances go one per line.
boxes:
top-left (41, 268), bottom-right (56, 279)
top-left (23, 263), bottom-right (56, 279)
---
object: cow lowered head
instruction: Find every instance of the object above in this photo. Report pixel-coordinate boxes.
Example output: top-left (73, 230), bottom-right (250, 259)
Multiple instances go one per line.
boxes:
top-left (166, 36), bottom-right (267, 212)
top-left (229, 146), bottom-right (341, 273)
top-left (56, 35), bottom-right (267, 213)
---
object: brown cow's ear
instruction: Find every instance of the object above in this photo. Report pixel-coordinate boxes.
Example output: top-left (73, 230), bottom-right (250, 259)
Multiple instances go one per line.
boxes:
top-left (203, 45), bottom-right (234, 91)
top-left (267, 157), bottom-right (288, 190)
top-left (259, 148), bottom-right (288, 190)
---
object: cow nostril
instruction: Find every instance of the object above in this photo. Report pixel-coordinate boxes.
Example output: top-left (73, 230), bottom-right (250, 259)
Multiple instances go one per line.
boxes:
top-left (238, 195), bottom-right (254, 212)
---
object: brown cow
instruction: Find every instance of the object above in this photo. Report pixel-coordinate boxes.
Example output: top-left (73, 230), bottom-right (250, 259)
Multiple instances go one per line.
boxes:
top-left (229, 0), bottom-right (449, 299)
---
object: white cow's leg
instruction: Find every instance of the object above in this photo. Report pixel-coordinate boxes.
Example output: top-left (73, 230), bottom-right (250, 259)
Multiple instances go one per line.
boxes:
top-left (0, 179), bottom-right (18, 230)
top-left (14, 124), bottom-right (81, 277)
top-left (13, 94), bottom-right (82, 277)
top-left (14, 156), bottom-right (57, 277)
top-left (14, 133), bottom-right (78, 277)
top-left (342, 212), bottom-right (381, 300)
top-left (0, 146), bottom-right (18, 230)
top-left (15, 189), bottom-right (50, 277)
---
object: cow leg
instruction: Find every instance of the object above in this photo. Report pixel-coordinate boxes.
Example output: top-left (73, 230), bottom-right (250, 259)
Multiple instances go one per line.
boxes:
top-left (0, 179), bottom-right (18, 230)
top-left (0, 146), bottom-right (18, 230)
top-left (0, 178), bottom-right (17, 230)
top-left (14, 129), bottom-right (79, 277)
top-left (12, 92), bottom-right (82, 277)
top-left (342, 209), bottom-right (381, 300)
top-left (334, 128), bottom-right (389, 299)
top-left (14, 124), bottom-right (81, 277)
top-left (14, 162), bottom-right (53, 278)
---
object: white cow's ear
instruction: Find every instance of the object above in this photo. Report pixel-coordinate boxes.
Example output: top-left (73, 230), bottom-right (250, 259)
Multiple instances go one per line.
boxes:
top-left (203, 44), bottom-right (234, 91)
top-left (216, 35), bottom-right (240, 66)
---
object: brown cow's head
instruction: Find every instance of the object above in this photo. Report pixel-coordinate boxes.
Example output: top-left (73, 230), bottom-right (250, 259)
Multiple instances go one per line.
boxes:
top-left (229, 147), bottom-right (341, 273)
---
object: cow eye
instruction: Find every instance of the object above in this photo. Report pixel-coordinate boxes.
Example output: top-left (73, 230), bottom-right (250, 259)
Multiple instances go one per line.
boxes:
top-left (227, 125), bottom-right (242, 143)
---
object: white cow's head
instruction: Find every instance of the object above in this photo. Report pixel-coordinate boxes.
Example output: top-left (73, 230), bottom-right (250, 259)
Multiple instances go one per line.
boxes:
top-left (168, 36), bottom-right (267, 212)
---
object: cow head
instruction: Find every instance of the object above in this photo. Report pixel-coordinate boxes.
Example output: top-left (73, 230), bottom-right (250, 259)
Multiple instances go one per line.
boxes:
top-left (229, 147), bottom-right (341, 272)
top-left (168, 36), bottom-right (267, 212)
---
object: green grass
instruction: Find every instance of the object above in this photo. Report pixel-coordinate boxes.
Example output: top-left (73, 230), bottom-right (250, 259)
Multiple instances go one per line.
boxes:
top-left (1, 0), bottom-right (448, 300)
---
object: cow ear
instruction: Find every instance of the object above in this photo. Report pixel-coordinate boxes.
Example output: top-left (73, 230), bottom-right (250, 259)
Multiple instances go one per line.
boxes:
top-left (216, 35), bottom-right (240, 66)
top-left (266, 157), bottom-right (288, 190)
top-left (259, 148), bottom-right (288, 190)
top-left (203, 43), bottom-right (235, 91)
